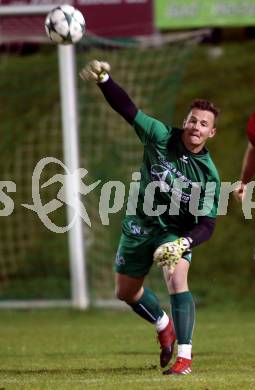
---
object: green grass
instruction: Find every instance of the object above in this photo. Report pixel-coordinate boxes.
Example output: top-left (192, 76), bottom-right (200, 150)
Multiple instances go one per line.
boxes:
top-left (0, 307), bottom-right (254, 389)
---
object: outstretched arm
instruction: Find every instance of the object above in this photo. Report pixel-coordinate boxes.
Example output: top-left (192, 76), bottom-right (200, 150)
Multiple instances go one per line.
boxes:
top-left (80, 60), bottom-right (138, 125)
top-left (99, 77), bottom-right (138, 125)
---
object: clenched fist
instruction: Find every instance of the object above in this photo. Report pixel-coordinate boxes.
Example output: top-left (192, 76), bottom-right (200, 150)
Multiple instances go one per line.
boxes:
top-left (79, 60), bottom-right (111, 82)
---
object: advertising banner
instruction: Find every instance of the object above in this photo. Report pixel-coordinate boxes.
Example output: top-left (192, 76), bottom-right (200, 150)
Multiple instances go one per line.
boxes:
top-left (156, 0), bottom-right (255, 29)
top-left (0, 0), bottom-right (154, 40)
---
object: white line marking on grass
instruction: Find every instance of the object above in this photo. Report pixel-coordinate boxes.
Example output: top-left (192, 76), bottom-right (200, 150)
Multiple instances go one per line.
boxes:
top-left (2, 376), bottom-right (255, 386)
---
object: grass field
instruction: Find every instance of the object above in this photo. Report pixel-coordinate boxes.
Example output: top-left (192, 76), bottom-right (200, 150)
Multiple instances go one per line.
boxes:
top-left (0, 306), bottom-right (254, 389)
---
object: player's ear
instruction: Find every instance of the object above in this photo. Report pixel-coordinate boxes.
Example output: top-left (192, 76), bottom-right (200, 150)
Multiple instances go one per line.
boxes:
top-left (183, 118), bottom-right (186, 128)
top-left (209, 127), bottom-right (216, 138)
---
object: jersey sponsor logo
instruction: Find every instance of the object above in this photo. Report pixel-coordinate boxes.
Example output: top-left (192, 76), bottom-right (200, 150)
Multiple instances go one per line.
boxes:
top-left (157, 156), bottom-right (194, 186)
top-left (150, 162), bottom-right (191, 204)
top-left (151, 164), bottom-right (174, 191)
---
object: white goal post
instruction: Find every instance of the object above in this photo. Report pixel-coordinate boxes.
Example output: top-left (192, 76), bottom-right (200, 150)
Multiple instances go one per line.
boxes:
top-left (0, 5), bottom-right (89, 309)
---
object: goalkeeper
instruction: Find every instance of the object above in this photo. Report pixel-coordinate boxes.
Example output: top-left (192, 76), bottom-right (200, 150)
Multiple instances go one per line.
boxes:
top-left (80, 61), bottom-right (221, 375)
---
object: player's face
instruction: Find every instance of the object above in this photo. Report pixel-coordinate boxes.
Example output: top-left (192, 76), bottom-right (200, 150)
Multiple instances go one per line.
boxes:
top-left (182, 109), bottom-right (216, 153)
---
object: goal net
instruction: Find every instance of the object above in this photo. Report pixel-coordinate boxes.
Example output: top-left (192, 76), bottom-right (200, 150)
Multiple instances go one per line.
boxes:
top-left (0, 43), bottom-right (72, 306)
top-left (0, 19), bottom-right (207, 307)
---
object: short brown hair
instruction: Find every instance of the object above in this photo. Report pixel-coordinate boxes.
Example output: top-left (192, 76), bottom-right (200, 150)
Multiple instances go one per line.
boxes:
top-left (189, 99), bottom-right (220, 121)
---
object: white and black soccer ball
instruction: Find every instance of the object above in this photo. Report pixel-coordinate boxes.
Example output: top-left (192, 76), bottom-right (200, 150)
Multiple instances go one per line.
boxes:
top-left (45, 5), bottom-right (86, 44)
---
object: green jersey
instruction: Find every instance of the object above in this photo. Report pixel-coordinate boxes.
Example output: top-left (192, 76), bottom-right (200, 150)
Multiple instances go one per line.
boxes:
top-left (122, 110), bottom-right (221, 236)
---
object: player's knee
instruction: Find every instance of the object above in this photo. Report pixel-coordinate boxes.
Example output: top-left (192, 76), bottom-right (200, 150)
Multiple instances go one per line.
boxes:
top-left (115, 286), bottom-right (139, 303)
top-left (115, 286), bottom-right (129, 302)
top-left (170, 273), bottom-right (188, 293)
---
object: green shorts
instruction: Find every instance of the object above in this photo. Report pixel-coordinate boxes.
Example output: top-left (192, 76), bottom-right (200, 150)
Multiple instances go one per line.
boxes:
top-left (115, 230), bottom-right (192, 278)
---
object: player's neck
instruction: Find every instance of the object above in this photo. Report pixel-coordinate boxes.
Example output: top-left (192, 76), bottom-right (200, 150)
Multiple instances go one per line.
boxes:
top-left (182, 139), bottom-right (206, 154)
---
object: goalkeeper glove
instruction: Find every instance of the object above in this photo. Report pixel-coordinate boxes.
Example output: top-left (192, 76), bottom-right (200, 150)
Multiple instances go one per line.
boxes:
top-left (79, 60), bottom-right (111, 83)
top-left (153, 237), bottom-right (191, 273)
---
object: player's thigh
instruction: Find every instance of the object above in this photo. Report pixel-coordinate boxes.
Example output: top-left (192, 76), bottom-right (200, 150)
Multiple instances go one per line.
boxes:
top-left (114, 233), bottom-right (154, 279)
top-left (115, 273), bottom-right (145, 303)
top-left (163, 257), bottom-right (190, 294)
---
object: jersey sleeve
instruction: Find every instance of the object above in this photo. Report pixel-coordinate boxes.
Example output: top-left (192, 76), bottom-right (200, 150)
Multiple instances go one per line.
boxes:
top-left (247, 112), bottom-right (255, 145)
top-left (133, 110), bottom-right (172, 145)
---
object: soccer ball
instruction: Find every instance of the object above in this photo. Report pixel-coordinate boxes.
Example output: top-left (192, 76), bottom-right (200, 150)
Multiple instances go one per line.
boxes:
top-left (45, 5), bottom-right (86, 44)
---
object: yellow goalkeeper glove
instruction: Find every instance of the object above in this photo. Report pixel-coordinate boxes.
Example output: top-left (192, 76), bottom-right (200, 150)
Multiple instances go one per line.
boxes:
top-left (153, 237), bottom-right (191, 273)
top-left (79, 60), bottom-right (111, 82)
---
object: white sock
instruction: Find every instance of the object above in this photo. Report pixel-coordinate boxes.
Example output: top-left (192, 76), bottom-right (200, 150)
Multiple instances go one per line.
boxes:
top-left (155, 311), bottom-right (169, 332)
top-left (178, 344), bottom-right (192, 360)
